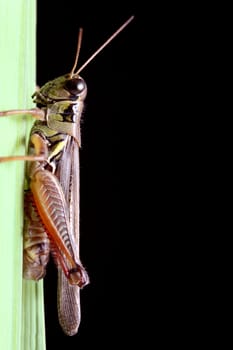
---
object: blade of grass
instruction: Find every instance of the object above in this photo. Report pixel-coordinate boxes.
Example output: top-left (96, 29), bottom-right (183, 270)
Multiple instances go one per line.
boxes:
top-left (0, 1), bottom-right (46, 350)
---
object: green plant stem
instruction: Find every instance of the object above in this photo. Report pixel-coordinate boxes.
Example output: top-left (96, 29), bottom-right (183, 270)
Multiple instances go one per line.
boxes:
top-left (0, 1), bottom-right (46, 349)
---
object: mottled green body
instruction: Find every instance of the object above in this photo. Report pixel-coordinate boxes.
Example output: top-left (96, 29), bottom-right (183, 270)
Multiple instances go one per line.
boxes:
top-left (22, 73), bottom-right (89, 335)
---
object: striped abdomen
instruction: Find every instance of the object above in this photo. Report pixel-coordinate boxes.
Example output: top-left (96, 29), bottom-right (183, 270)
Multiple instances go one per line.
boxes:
top-left (23, 191), bottom-right (50, 280)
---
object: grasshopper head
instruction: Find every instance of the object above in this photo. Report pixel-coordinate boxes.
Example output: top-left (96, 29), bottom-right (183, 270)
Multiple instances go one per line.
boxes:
top-left (33, 74), bottom-right (87, 105)
top-left (33, 16), bottom-right (134, 105)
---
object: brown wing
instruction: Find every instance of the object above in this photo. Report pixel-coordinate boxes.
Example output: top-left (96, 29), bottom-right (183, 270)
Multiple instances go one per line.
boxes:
top-left (56, 137), bottom-right (89, 335)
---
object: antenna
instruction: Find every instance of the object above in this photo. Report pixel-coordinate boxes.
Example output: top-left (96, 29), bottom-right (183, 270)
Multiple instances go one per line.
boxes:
top-left (74, 15), bottom-right (134, 76)
top-left (70, 28), bottom-right (83, 77)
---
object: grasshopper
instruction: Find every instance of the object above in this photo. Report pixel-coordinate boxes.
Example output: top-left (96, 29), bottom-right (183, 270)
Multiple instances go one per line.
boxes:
top-left (0, 16), bottom-right (134, 335)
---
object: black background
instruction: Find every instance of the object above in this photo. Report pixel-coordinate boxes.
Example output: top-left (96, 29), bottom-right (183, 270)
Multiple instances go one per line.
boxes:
top-left (37, 1), bottom-right (140, 348)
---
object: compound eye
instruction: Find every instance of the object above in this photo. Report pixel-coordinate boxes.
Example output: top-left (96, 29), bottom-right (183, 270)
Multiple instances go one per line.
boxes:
top-left (65, 77), bottom-right (86, 95)
top-left (75, 78), bottom-right (86, 92)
